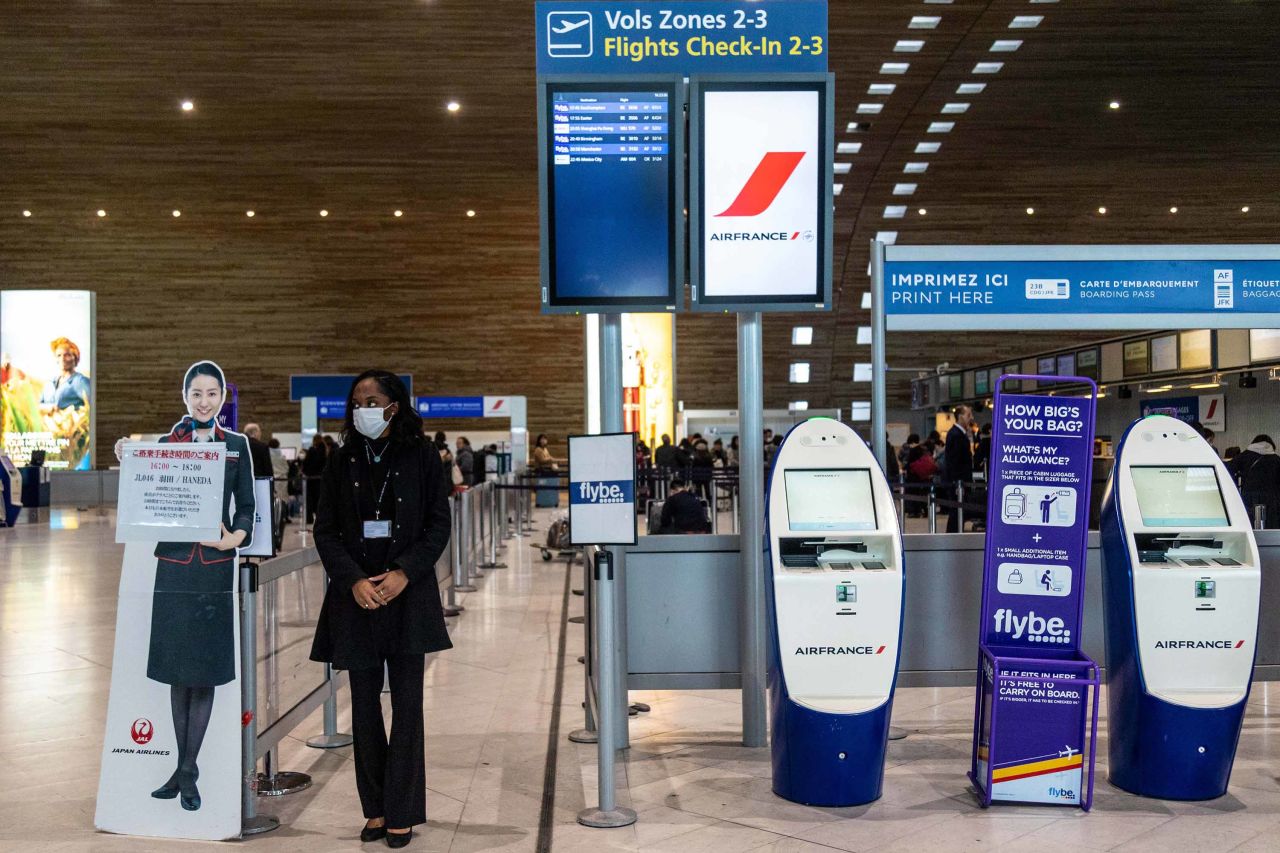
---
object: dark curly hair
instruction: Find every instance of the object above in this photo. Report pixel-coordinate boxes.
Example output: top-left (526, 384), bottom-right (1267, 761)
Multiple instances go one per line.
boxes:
top-left (340, 370), bottom-right (424, 446)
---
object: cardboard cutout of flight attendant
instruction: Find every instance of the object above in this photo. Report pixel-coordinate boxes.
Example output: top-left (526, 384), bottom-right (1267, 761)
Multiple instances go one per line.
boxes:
top-left (96, 360), bottom-right (255, 841)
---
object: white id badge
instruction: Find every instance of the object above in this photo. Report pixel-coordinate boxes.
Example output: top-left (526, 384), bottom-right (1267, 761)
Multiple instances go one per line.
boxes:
top-left (363, 520), bottom-right (392, 539)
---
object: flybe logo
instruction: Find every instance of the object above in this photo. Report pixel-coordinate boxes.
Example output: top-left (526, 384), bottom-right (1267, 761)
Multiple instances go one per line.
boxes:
top-left (993, 609), bottom-right (1073, 645)
top-left (1155, 640), bottom-right (1245, 649)
top-left (716, 151), bottom-right (805, 217)
top-left (570, 480), bottom-right (634, 506)
top-left (795, 645), bottom-right (886, 656)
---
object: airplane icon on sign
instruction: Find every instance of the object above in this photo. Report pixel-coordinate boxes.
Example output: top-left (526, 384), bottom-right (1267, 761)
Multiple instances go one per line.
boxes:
top-left (548, 12), bottom-right (593, 57)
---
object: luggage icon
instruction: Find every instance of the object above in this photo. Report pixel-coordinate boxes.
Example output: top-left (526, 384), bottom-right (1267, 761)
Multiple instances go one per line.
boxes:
top-left (1008, 568), bottom-right (1024, 584)
top-left (1004, 488), bottom-right (1027, 519)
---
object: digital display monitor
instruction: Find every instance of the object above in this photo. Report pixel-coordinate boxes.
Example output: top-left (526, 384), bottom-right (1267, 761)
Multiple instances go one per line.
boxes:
top-left (784, 468), bottom-right (877, 531)
top-left (974, 369), bottom-right (990, 396)
top-left (1038, 356), bottom-right (1056, 375)
top-left (540, 79), bottom-right (681, 312)
top-left (1077, 349), bottom-right (1100, 381)
top-left (692, 77), bottom-right (833, 312)
top-left (1124, 340), bottom-right (1149, 377)
top-left (1057, 353), bottom-right (1076, 377)
top-left (1130, 465), bottom-right (1230, 528)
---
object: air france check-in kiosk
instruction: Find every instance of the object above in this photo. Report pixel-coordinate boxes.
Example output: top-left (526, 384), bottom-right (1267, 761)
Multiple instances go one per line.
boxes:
top-left (1101, 414), bottom-right (1262, 800)
top-left (764, 418), bottom-right (904, 807)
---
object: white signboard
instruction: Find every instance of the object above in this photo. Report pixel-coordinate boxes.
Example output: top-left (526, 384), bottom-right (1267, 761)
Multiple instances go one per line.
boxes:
top-left (568, 432), bottom-right (637, 546)
top-left (1199, 394), bottom-right (1226, 432)
top-left (116, 442), bottom-right (225, 543)
top-left (698, 86), bottom-right (824, 306)
top-left (238, 478), bottom-right (275, 558)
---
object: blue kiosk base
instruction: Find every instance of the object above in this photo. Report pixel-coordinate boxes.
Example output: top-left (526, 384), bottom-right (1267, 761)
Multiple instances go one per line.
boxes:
top-left (770, 691), bottom-right (892, 807)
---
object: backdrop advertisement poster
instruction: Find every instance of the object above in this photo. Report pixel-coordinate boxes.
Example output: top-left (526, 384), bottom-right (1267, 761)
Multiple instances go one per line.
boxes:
top-left (970, 376), bottom-right (1100, 809)
top-left (568, 432), bottom-right (637, 545)
top-left (1138, 393), bottom-right (1225, 431)
top-left (97, 360), bottom-right (254, 840)
top-left (0, 289), bottom-right (95, 469)
top-left (622, 313), bottom-right (674, 450)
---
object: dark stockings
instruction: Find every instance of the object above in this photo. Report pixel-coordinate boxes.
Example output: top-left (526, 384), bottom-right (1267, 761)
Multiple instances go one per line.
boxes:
top-left (163, 685), bottom-right (215, 790)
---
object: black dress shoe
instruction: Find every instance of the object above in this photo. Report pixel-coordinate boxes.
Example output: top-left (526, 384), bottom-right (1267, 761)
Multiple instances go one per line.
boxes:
top-left (178, 772), bottom-right (201, 811)
top-left (386, 828), bottom-right (413, 848)
top-left (360, 824), bottom-right (387, 842)
top-left (150, 773), bottom-right (180, 799)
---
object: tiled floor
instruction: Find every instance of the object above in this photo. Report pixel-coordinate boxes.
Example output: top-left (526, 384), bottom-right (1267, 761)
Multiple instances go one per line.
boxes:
top-left (2, 507), bottom-right (1279, 851)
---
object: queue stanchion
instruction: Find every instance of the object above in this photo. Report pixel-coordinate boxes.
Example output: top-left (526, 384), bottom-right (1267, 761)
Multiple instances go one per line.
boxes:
top-left (256, 578), bottom-right (311, 796)
top-left (499, 476), bottom-right (511, 540)
top-left (307, 572), bottom-right (354, 749)
top-left (957, 481), bottom-right (966, 531)
top-left (479, 483), bottom-right (508, 570)
top-left (928, 485), bottom-right (938, 533)
top-left (239, 560), bottom-right (279, 835)
top-left (569, 548), bottom-right (598, 744)
top-left (461, 489), bottom-right (480, 585)
top-left (451, 493), bottom-right (476, 594)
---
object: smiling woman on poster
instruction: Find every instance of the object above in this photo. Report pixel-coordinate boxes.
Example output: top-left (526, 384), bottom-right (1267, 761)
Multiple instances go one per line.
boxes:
top-left (39, 336), bottom-right (92, 413)
top-left (116, 360), bottom-right (255, 812)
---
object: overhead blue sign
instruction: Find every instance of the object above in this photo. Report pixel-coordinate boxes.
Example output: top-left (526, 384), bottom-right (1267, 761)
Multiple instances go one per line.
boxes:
top-left (880, 246), bottom-right (1280, 330)
top-left (289, 374), bottom-right (413, 402)
top-left (316, 397), bottom-right (348, 419)
top-left (535, 1), bottom-right (828, 74)
top-left (416, 396), bottom-right (484, 418)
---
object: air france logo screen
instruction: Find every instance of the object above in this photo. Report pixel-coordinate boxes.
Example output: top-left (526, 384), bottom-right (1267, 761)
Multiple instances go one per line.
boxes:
top-left (702, 88), bottom-right (820, 300)
top-left (571, 479), bottom-right (634, 506)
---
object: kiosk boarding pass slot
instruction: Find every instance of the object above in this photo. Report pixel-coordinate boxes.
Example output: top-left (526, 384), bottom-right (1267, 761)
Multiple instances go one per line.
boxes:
top-left (970, 375), bottom-right (1100, 811)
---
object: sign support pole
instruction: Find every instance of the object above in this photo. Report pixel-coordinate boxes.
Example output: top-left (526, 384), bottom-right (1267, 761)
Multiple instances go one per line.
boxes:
top-left (737, 311), bottom-right (767, 748)
top-left (871, 240), bottom-right (887, 469)
top-left (598, 313), bottom-right (629, 749)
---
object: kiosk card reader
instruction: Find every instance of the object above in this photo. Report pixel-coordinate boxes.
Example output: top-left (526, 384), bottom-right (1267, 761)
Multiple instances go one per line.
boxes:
top-left (1101, 414), bottom-right (1261, 800)
top-left (764, 418), bottom-right (904, 806)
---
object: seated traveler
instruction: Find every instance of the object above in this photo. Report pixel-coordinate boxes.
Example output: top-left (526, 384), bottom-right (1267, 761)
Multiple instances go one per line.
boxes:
top-left (659, 479), bottom-right (710, 534)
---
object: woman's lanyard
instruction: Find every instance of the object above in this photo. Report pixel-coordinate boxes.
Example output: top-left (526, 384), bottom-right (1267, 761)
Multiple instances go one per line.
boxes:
top-left (362, 440), bottom-right (393, 539)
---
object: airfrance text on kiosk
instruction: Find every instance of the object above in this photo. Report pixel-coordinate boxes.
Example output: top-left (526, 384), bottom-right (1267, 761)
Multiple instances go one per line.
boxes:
top-left (1101, 414), bottom-right (1262, 800)
top-left (764, 417), bottom-right (903, 807)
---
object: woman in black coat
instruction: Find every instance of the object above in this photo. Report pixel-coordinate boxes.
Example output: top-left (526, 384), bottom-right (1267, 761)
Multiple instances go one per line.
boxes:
top-left (310, 370), bottom-right (452, 848)
top-left (120, 361), bottom-right (256, 812)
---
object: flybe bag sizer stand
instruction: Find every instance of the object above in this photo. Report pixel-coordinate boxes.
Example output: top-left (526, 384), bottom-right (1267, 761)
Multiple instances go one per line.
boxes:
top-left (1100, 414), bottom-right (1261, 800)
top-left (969, 375), bottom-right (1100, 811)
top-left (764, 417), bottom-right (904, 807)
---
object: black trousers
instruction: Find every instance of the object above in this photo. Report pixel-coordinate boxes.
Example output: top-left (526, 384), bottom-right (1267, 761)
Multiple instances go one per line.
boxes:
top-left (348, 654), bottom-right (427, 828)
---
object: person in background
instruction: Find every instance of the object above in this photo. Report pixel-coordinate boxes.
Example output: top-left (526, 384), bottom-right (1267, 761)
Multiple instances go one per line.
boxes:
top-left (322, 434), bottom-right (337, 457)
top-left (654, 434), bottom-right (679, 470)
top-left (531, 433), bottom-right (560, 472)
top-left (885, 435), bottom-right (900, 482)
top-left (727, 436), bottom-right (740, 467)
top-left (310, 370), bottom-right (453, 848)
top-left (944, 405), bottom-right (975, 533)
top-left (765, 434), bottom-right (784, 467)
top-left (243, 423), bottom-right (273, 481)
top-left (928, 430), bottom-right (944, 462)
top-left (898, 434), bottom-right (920, 469)
top-left (711, 438), bottom-right (727, 467)
top-left (973, 423), bottom-right (993, 478)
top-left (636, 439), bottom-right (651, 466)
top-left (905, 443), bottom-right (938, 517)
top-left (1228, 435), bottom-right (1280, 528)
top-left (268, 438), bottom-right (290, 511)
top-left (1203, 427), bottom-right (1217, 455)
top-left (303, 434), bottom-right (328, 523)
top-left (454, 437), bottom-right (473, 485)
top-left (39, 336), bottom-right (91, 414)
top-left (690, 439), bottom-right (714, 501)
top-left (659, 478), bottom-right (711, 534)
top-left (677, 437), bottom-right (693, 465)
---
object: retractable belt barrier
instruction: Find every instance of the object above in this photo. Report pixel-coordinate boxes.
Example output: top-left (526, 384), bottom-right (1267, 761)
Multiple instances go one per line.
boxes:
top-left (238, 475), bottom-right (512, 836)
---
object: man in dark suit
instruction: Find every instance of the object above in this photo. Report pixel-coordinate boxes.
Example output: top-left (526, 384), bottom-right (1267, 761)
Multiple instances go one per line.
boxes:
top-left (243, 423), bottom-right (273, 479)
top-left (659, 479), bottom-right (711, 534)
top-left (944, 405), bottom-right (975, 533)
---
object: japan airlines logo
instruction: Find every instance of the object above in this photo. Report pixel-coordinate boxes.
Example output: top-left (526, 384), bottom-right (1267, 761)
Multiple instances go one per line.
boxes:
top-left (716, 151), bottom-right (806, 217)
top-left (131, 718), bottom-right (154, 745)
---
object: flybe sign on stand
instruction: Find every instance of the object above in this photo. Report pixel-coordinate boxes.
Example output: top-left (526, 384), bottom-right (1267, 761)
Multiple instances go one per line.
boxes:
top-left (567, 432), bottom-right (637, 546)
top-left (535, 1), bottom-right (828, 74)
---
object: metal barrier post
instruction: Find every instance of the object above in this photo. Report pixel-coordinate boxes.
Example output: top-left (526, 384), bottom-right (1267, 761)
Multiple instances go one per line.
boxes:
top-left (577, 550), bottom-right (636, 828)
top-left (897, 488), bottom-right (907, 530)
top-left (462, 490), bottom-right (482, 584)
top-left (240, 561), bottom-right (279, 835)
top-left (569, 549), bottom-right (598, 744)
top-left (256, 579), bottom-right (311, 796)
top-left (957, 481), bottom-right (966, 532)
top-left (307, 572), bottom-right (354, 749)
top-left (928, 485), bottom-right (938, 533)
top-left (452, 494), bottom-right (477, 593)
top-left (499, 477), bottom-right (511, 539)
top-left (479, 483), bottom-right (508, 569)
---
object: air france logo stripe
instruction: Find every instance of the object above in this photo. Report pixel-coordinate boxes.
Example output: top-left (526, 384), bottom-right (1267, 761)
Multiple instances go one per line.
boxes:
top-left (716, 151), bottom-right (805, 217)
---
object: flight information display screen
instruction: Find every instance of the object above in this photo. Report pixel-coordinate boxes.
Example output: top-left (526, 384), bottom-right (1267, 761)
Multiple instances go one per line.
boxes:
top-left (541, 80), bottom-right (680, 310)
top-left (785, 468), bottom-right (877, 532)
top-left (1130, 465), bottom-right (1230, 527)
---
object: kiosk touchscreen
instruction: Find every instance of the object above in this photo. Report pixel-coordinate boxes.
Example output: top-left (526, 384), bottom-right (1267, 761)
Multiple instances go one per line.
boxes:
top-left (1101, 414), bottom-right (1261, 800)
top-left (765, 418), bottom-right (904, 806)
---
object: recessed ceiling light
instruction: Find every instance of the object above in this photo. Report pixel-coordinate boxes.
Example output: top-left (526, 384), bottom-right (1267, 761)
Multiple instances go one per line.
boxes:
top-left (941, 102), bottom-right (970, 114)
top-left (466, 209), bottom-right (476, 217)
top-left (895, 40), bottom-right (925, 53)
top-left (883, 205), bottom-right (907, 219)
top-left (957, 82), bottom-right (986, 94)
top-left (96, 209), bottom-right (106, 218)
top-left (22, 209), bottom-right (31, 217)
top-left (1026, 207), bottom-right (1035, 215)
top-left (990, 39), bottom-right (1022, 52)
top-left (172, 210), bottom-right (181, 217)
top-left (1010, 16), bottom-right (1043, 28)
top-left (1242, 206), bottom-right (1250, 213)
top-left (792, 326), bottom-right (813, 346)
top-left (974, 62), bottom-right (1004, 74)
top-left (1109, 100), bottom-right (1121, 110)
top-left (836, 142), bottom-right (862, 154)
top-left (893, 183), bottom-right (917, 196)
top-left (880, 62), bottom-right (910, 75)
top-left (394, 209), bottom-right (403, 217)
top-left (918, 208), bottom-right (928, 216)
top-left (846, 121), bottom-right (871, 133)
top-left (927, 121), bottom-right (954, 133)
top-left (245, 210), bottom-right (255, 218)
top-left (868, 83), bottom-right (896, 95)
top-left (857, 103), bottom-right (883, 115)
top-left (1169, 206), bottom-right (1178, 214)
top-left (876, 231), bottom-right (898, 245)
top-left (180, 100), bottom-right (194, 112)
top-left (904, 162), bottom-right (929, 173)
top-left (834, 162), bottom-right (851, 175)
top-left (446, 101), bottom-right (461, 112)
top-left (1097, 206), bottom-right (1107, 215)
top-left (319, 209), bottom-right (329, 217)
top-left (789, 362), bottom-right (810, 384)
top-left (789, 401), bottom-right (809, 412)
top-left (909, 16), bottom-right (941, 29)
top-left (862, 292), bottom-right (872, 309)
top-left (833, 183), bottom-right (844, 196)
top-left (915, 141), bottom-right (941, 153)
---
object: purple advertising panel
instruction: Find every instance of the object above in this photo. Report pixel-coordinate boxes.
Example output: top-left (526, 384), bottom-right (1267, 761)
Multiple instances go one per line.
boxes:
top-left (216, 382), bottom-right (238, 432)
top-left (970, 375), bottom-right (1100, 810)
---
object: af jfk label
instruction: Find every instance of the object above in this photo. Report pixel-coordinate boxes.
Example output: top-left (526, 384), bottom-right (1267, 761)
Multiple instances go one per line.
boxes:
top-left (116, 442), bottom-right (225, 543)
top-left (535, 1), bottom-right (828, 74)
top-left (568, 432), bottom-right (637, 545)
top-left (981, 386), bottom-right (1096, 652)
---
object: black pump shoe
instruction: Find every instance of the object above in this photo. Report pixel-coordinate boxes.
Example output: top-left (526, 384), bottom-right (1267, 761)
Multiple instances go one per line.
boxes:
top-left (150, 772), bottom-right (181, 800)
top-left (178, 771), bottom-right (201, 811)
top-left (361, 823), bottom-right (388, 842)
top-left (386, 828), bottom-right (413, 848)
